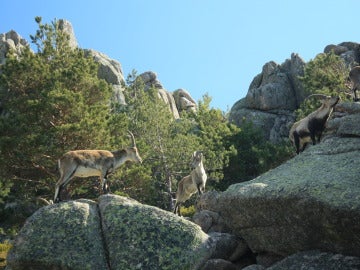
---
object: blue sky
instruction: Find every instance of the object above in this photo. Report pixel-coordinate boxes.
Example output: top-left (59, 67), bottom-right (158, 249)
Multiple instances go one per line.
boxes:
top-left (2, 1), bottom-right (360, 111)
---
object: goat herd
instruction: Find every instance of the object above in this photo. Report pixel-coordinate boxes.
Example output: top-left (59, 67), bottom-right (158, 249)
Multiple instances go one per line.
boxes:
top-left (52, 66), bottom-right (360, 215)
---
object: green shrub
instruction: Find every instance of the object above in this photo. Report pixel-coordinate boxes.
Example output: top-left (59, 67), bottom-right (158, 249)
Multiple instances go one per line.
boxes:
top-left (180, 205), bottom-right (196, 218)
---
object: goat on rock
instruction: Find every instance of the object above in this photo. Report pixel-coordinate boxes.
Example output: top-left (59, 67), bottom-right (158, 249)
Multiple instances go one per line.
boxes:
top-left (174, 151), bottom-right (207, 216)
top-left (289, 94), bottom-right (340, 154)
top-left (54, 131), bottom-right (142, 203)
top-left (348, 66), bottom-right (360, 101)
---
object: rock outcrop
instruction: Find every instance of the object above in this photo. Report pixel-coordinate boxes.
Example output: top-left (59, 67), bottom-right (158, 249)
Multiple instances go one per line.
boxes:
top-left (229, 42), bottom-right (360, 143)
top-left (85, 49), bottom-right (126, 105)
top-left (0, 30), bottom-right (28, 66)
top-left (324, 42), bottom-right (360, 67)
top-left (173, 89), bottom-right (197, 113)
top-left (138, 71), bottom-right (197, 118)
top-left (229, 53), bottom-right (305, 143)
top-left (57, 19), bottom-right (78, 49)
top-left (6, 199), bottom-right (108, 270)
top-left (6, 194), bottom-right (249, 270)
top-left (195, 101), bottom-right (360, 268)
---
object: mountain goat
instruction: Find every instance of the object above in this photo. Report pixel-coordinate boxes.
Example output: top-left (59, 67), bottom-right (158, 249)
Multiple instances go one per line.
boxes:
top-left (173, 151), bottom-right (207, 216)
top-left (349, 66), bottom-right (360, 101)
top-left (289, 94), bottom-right (340, 154)
top-left (54, 131), bottom-right (142, 203)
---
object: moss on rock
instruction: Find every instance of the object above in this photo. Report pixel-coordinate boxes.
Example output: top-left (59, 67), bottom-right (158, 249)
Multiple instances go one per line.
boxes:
top-left (199, 136), bottom-right (360, 257)
top-left (6, 200), bottom-right (108, 270)
top-left (99, 194), bottom-right (210, 270)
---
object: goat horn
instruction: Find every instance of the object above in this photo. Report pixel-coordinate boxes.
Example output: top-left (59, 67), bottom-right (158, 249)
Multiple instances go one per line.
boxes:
top-left (128, 131), bottom-right (136, 147)
top-left (305, 94), bottom-right (330, 101)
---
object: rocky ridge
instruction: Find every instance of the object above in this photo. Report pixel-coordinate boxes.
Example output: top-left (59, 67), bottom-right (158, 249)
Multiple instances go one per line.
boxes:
top-left (229, 42), bottom-right (360, 143)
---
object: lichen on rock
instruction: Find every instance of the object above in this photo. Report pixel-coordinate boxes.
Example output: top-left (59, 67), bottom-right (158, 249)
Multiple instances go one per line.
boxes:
top-left (99, 194), bottom-right (210, 270)
top-left (6, 199), bottom-right (108, 270)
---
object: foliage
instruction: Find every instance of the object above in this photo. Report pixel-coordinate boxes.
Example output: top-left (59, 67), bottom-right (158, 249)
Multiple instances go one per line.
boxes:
top-left (221, 120), bottom-right (293, 190)
top-left (0, 240), bottom-right (12, 269)
top-left (0, 17), bottom-right (112, 203)
top-left (0, 240), bottom-right (12, 253)
top-left (296, 52), bottom-right (350, 120)
top-left (179, 205), bottom-right (196, 218)
top-left (0, 180), bottom-right (11, 205)
top-left (192, 94), bottom-right (238, 189)
top-left (117, 73), bottom-right (202, 210)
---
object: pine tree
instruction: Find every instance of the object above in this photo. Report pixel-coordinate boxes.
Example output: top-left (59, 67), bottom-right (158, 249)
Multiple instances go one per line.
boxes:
top-left (193, 94), bottom-right (237, 189)
top-left (297, 51), bottom-right (350, 119)
top-left (0, 17), bottom-right (113, 202)
top-left (113, 72), bottom-right (201, 210)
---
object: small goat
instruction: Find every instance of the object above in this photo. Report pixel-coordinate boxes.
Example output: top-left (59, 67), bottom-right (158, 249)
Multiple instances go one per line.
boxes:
top-left (348, 66), bottom-right (360, 101)
top-left (54, 131), bottom-right (142, 203)
top-left (289, 94), bottom-right (340, 154)
top-left (173, 151), bottom-right (207, 216)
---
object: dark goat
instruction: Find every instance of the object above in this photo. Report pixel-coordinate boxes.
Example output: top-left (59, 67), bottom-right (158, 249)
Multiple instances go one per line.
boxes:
top-left (349, 66), bottom-right (360, 101)
top-left (289, 94), bottom-right (340, 154)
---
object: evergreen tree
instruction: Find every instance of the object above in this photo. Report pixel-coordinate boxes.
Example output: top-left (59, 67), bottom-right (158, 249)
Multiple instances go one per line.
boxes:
top-left (0, 17), bottom-right (113, 202)
top-left (114, 72), bottom-right (201, 210)
top-left (193, 94), bottom-right (237, 189)
top-left (222, 120), bottom-right (293, 190)
top-left (297, 52), bottom-right (350, 119)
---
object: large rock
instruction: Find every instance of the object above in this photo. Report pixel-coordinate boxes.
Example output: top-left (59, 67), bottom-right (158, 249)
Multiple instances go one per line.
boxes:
top-left (85, 49), bottom-right (126, 105)
top-left (138, 71), bottom-right (180, 118)
top-left (86, 49), bottom-right (124, 85)
top-left (229, 53), bottom-right (305, 143)
top-left (323, 41), bottom-right (360, 67)
top-left (267, 250), bottom-right (360, 270)
top-left (197, 101), bottom-right (360, 258)
top-left (173, 89), bottom-right (197, 113)
top-left (138, 71), bottom-right (198, 118)
top-left (98, 194), bottom-right (210, 270)
top-left (6, 199), bottom-right (108, 270)
top-left (7, 194), bottom-right (238, 270)
top-left (0, 30), bottom-right (28, 66)
top-left (57, 19), bottom-right (78, 49)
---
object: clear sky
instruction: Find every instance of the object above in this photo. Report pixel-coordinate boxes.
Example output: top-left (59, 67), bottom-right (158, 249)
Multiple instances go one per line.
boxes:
top-left (2, 0), bottom-right (359, 111)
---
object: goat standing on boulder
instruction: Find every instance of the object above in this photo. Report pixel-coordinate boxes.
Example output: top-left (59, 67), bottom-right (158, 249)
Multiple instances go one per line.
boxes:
top-left (349, 66), bottom-right (360, 101)
top-left (289, 94), bottom-right (340, 154)
top-left (174, 151), bottom-right (207, 216)
top-left (54, 131), bottom-right (142, 203)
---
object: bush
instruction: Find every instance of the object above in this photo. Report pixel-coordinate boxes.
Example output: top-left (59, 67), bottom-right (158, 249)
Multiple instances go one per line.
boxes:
top-left (296, 52), bottom-right (351, 120)
top-left (0, 240), bottom-right (12, 269)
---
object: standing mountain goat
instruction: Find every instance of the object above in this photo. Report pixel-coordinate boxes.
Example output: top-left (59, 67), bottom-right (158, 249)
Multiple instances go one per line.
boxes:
top-left (349, 66), bottom-right (360, 101)
top-left (54, 131), bottom-right (142, 203)
top-left (173, 151), bottom-right (207, 216)
top-left (289, 94), bottom-right (340, 154)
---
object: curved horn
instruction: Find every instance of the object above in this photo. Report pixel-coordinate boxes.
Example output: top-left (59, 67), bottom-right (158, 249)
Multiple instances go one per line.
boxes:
top-left (128, 131), bottom-right (136, 147)
top-left (304, 94), bottom-right (330, 101)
